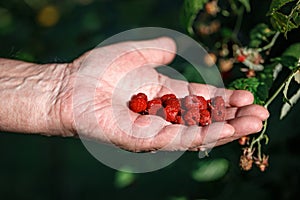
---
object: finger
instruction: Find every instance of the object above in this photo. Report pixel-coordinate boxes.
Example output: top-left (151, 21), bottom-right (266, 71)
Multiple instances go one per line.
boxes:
top-left (156, 75), bottom-right (190, 98)
top-left (228, 116), bottom-right (263, 137)
top-left (143, 122), bottom-right (234, 151)
top-left (226, 104), bottom-right (269, 121)
top-left (132, 37), bottom-right (177, 65)
top-left (228, 90), bottom-right (254, 107)
top-left (188, 84), bottom-right (253, 107)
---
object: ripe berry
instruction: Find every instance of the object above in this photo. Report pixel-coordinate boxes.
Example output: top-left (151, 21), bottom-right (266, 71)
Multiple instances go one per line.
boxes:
top-left (237, 55), bottom-right (246, 62)
top-left (199, 109), bottom-right (211, 126)
top-left (161, 94), bottom-right (177, 104)
top-left (183, 108), bottom-right (200, 126)
top-left (209, 96), bottom-right (226, 122)
top-left (164, 104), bottom-right (180, 123)
top-left (164, 98), bottom-right (180, 110)
top-left (129, 93), bottom-right (148, 113)
top-left (135, 93), bottom-right (147, 101)
top-left (183, 95), bottom-right (207, 110)
top-left (147, 98), bottom-right (162, 115)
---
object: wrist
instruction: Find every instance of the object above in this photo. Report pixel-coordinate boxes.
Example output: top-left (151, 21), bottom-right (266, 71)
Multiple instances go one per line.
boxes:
top-left (0, 58), bottom-right (76, 137)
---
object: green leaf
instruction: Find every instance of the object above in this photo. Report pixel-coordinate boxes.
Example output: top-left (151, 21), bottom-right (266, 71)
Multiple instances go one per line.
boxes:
top-left (114, 170), bottom-right (136, 188)
top-left (238, 0), bottom-right (251, 12)
top-left (280, 87), bottom-right (300, 119)
top-left (270, 11), bottom-right (298, 33)
top-left (228, 77), bottom-right (266, 105)
top-left (282, 43), bottom-right (300, 59)
top-left (192, 158), bottom-right (229, 182)
top-left (249, 23), bottom-right (275, 48)
top-left (268, 0), bottom-right (296, 13)
top-left (181, 0), bottom-right (209, 35)
top-left (272, 56), bottom-right (299, 70)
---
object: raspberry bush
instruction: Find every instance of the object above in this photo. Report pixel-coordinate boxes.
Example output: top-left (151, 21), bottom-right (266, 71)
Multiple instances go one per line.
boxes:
top-left (181, 0), bottom-right (300, 171)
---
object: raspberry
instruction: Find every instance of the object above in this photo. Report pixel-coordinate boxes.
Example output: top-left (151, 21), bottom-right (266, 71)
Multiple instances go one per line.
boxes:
top-left (183, 95), bottom-right (207, 110)
top-left (164, 104), bottom-right (180, 123)
top-left (183, 108), bottom-right (200, 126)
top-left (164, 98), bottom-right (180, 109)
top-left (161, 94), bottom-right (177, 104)
top-left (129, 93), bottom-right (225, 126)
top-left (209, 96), bottom-right (226, 122)
top-left (199, 109), bottom-right (211, 126)
top-left (129, 93), bottom-right (148, 113)
top-left (135, 93), bottom-right (148, 101)
top-left (147, 98), bottom-right (162, 115)
top-left (237, 55), bottom-right (246, 62)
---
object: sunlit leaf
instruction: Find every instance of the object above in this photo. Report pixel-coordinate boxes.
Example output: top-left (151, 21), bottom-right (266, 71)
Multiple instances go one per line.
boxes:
top-left (268, 0), bottom-right (296, 13)
top-left (283, 74), bottom-right (294, 105)
top-left (192, 158), bottom-right (229, 182)
top-left (280, 87), bottom-right (300, 119)
top-left (270, 11), bottom-right (297, 33)
top-left (294, 71), bottom-right (300, 84)
top-left (181, 0), bottom-right (209, 35)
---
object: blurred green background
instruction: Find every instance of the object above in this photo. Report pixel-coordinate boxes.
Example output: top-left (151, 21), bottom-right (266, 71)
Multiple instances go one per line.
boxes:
top-left (0, 0), bottom-right (299, 199)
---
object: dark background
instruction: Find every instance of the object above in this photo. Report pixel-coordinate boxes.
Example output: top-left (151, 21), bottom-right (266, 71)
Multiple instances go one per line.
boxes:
top-left (0, 0), bottom-right (299, 199)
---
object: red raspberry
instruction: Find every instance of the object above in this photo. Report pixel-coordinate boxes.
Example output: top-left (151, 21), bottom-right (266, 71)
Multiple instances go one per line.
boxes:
top-left (147, 98), bottom-right (162, 115)
top-left (164, 104), bottom-right (180, 123)
top-left (161, 94), bottom-right (177, 104)
top-left (164, 98), bottom-right (180, 109)
top-left (183, 95), bottom-right (207, 110)
top-left (209, 96), bottom-right (226, 122)
top-left (237, 55), bottom-right (246, 62)
top-left (199, 109), bottom-right (211, 126)
top-left (183, 108), bottom-right (200, 126)
top-left (135, 93), bottom-right (148, 101)
top-left (129, 93), bottom-right (148, 113)
top-left (174, 115), bottom-right (184, 125)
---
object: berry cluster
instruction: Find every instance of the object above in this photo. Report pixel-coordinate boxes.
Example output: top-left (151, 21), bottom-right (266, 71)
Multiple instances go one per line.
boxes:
top-left (129, 93), bottom-right (226, 126)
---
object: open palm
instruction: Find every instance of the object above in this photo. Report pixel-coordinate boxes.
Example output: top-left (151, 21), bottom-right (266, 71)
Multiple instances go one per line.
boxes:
top-left (67, 37), bottom-right (269, 152)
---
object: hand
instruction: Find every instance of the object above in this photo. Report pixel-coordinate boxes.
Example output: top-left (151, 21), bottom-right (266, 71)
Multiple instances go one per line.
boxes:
top-left (61, 37), bottom-right (269, 152)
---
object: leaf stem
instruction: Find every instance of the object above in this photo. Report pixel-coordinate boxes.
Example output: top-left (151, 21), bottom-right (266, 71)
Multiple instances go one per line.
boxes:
top-left (264, 69), bottom-right (299, 108)
top-left (258, 31), bottom-right (280, 52)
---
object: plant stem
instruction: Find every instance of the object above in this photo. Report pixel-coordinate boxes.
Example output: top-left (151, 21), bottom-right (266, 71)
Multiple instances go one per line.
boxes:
top-left (232, 7), bottom-right (244, 44)
top-left (264, 69), bottom-right (299, 108)
top-left (258, 31), bottom-right (280, 52)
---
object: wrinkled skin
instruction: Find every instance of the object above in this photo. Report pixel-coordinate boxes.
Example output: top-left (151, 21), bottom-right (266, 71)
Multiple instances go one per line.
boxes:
top-left (62, 37), bottom-right (269, 152)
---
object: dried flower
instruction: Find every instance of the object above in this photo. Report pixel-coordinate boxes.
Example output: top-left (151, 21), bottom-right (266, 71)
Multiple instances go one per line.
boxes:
top-left (238, 136), bottom-right (249, 146)
top-left (254, 154), bottom-right (269, 172)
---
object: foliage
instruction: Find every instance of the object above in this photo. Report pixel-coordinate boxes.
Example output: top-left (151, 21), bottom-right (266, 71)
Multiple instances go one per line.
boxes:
top-left (181, 0), bottom-right (300, 172)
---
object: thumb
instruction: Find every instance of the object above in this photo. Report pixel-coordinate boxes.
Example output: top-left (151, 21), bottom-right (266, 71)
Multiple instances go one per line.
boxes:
top-left (130, 37), bottom-right (177, 66)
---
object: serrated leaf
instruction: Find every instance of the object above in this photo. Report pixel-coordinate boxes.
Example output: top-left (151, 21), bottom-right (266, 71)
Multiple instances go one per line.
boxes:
top-left (192, 158), bottom-right (229, 182)
top-left (228, 77), bottom-right (266, 105)
top-left (239, 0), bottom-right (251, 12)
top-left (181, 0), bottom-right (209, 35)
top-left (280, 87), bottom-right (300, 119)
top-left (268, 0), bottom-right (296, 14)
top-left (270, 11), bottom-right (298, 34)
